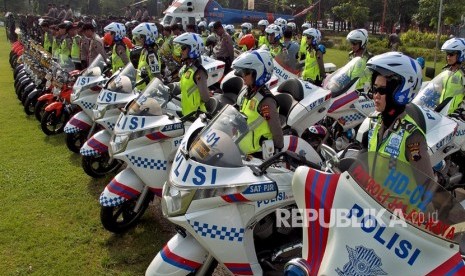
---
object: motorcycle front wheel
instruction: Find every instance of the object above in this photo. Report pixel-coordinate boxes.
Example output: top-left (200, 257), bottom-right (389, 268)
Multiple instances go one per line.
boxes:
top-left (23, 95), bottom-right (37, 115)
top-left (34, 100), bottom-right (48, 121)
top-left (100, 192), bottom-right (153, 233)
top-left (66, 130), bottom-right (89, 153)
top-left (41, 110), bottom-right (68, 135)
top-left (82, 154), bottom-right (122, 178)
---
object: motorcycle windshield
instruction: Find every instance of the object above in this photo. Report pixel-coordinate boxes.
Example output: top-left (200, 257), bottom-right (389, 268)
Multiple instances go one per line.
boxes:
top-left (412, 70), bottom-right (452, 110)
top-left (83, 54), bottom-right (106, 77)
top-left (273, 51), bottom-right (301, 81)
top-left (105, 63), bottom-right (137, 93)
top-left (324, 57), bottom-right (363, 97)
top-left (188, 105), bottom-right (249, 168)
top-left (348, 152), bottom-right (465, 243)
top-left (126, 78), bottom-right (165, 116)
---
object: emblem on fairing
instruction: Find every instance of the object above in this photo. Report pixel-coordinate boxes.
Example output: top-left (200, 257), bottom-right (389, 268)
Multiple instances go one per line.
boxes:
top-left (336, 245), bottom-right (387, 276)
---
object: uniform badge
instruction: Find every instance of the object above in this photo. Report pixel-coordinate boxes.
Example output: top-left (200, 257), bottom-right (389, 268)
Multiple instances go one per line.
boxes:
top-left (407, 142), bottom-right (421, 161)
top-left (261, 104), bottom-right (271, 120)
top-left (385, 132), bottom-right (403, 157)
top-left (184, 70), bottom-right (191, 79)
top-left (392, 119), bottom-right (400, 131)
top-left (249, 98), bottom-right (257, 110)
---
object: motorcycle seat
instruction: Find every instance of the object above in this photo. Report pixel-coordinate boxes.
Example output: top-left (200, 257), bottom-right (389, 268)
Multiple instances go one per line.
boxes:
top-left (275, 93), bottom-right (296, 127)
top-left (276, 78), bottom-right (304, 101)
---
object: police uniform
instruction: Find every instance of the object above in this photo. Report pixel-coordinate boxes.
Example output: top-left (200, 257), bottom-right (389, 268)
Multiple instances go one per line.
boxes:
top-left (136, 47), bottom-right (161, 90)
top-left (301, 45), bottom-right (325, 85)
top-left (439, 67), bottom-right (465, 114)
top-left (111, 41), bottom-right (130, 73)
top-left (367, 110), bottom-right (433, 180)
top-left (349, 51), bottom-right (373, 91)
top-left (238, 86), bottom-right (283, 154)
top-left (179, 60), bottom-right (209, 116)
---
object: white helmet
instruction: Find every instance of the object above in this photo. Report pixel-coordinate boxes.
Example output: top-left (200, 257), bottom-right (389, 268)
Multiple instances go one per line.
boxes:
top-left (301, 22), bottom-right (311, 30)
top-left (258, 20), bottom-right (269, 27)
top-left (208, 22), bottom-right (215, 30)
top-left (265, 24), bottom-right (283, 43)
top-left (104, 22), bottom-right (126, 41)
top-left (224, 24), bottom-right (235, 35)
top-left (303, 28), bottom-right (320, 44)
top-left (241, 22), bottom-right (252, 33)
top-left (346, 28), bottom-right (368, 49)
top-left (108, 75), bottom-right (133, 93)
top-left (132, 23), bottom-right (158, 45)
top-left (287, 22), bottom-right (296, 31)
top-left (441, 37), bottom-right (465, 63)
top-left (366, 52), bottom-right (422, 106)
top-left (173, 32), bottom-right (205, 59)
top-left (232, 49), bottom-right (273, 87)
top-left (274, 17), bottom-right (287, 28)
top-left (198, 21), bottom-right (207, 29)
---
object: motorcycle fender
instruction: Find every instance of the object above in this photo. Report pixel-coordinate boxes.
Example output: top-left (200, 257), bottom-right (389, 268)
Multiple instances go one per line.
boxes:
top-left (24, 82), bottom-right (36, 94)
top-left (44, 101), bottom-right (63, 115)
top-left (27, 89), bottom-right (40, 100)
top-left (283, 135), bottom-right (323, 165)
top-left (146, 232), bottom-right (208, 276)
top-left (64, 111), bottom-right (93, 134)
top-left (80, 129), bottom-right (111, 156)
top-left (38, 93), bottom-right (54, 102)
top-left (99, 168), bottom-right (145, 207)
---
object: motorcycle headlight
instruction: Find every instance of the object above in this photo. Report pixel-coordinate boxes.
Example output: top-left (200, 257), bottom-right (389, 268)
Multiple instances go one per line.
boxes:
top-left (109, 134), bottom-right (130, 156)
top-left (93, 104), bottom-right (120, 120)
top-left (162, 181), bottom-right (196, 217)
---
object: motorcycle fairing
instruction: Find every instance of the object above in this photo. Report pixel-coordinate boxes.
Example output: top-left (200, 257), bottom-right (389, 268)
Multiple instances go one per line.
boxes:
top-left (80, 129), bottom-right (110, 156)
top-left (293, 166), bottom-right (465, 275)
top-left (64, 111), bottom-right (93, 133)
top-left (99, 168), bottom-right (144, 206)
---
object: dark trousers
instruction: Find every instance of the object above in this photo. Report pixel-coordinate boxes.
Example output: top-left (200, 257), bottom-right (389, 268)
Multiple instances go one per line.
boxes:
top-left (217, 56), bottom-right (232, 74)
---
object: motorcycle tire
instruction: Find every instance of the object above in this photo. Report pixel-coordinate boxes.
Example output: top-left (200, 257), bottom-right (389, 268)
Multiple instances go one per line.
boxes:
top-left (16, 80), bottom-right (30, 101)
top-left (41, 110), bottom-right (68, 135)
top-left (82, 154), bottom-right (122, 178)
top-left (34, 100), bottom-right (48, 121)
top-left (66, 131), bottom-right (89, 154)
top-left (21, 85), bottom-right (35, 106)
top-left (100, 191), bottom-right (153, 233)
top-left (23, 95), bottom-right (37, 115)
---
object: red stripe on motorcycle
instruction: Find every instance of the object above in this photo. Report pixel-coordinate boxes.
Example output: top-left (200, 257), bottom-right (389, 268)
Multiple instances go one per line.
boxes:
top-left (160, 245), bottom-right (202, 271)
top-left (69, 117), bottom-right (91, 130)
top-left (426, 252), bottom-right (465, 275)
top-left (221, 194), bottom-right (250, 203)
top-left (328, 91), bottom-right (358, 113)
top-left (304, 168), bottom-right (340, 274)
top-left (107, 178), bottom-right (141, 199)
top-left (287, 135), bottom-right (298, 152)
top-left (149, 187), bottom-right (162, 197)
top-left (146, 131), bottom-right (169, 141)
top-left (224, 263), bottom-right (253, 275)
top-left (88, 138), bottom-right (108, 153)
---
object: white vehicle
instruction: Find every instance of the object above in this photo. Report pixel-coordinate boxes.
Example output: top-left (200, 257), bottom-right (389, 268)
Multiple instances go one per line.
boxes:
top-left (285, 150), bottom-right (465, 275)
top-left (64, 55), bottom-right (108, 153)
top-left (79, 63), bottom-right (141, 178)
top-left (145, 78), bottom-right (333, 275)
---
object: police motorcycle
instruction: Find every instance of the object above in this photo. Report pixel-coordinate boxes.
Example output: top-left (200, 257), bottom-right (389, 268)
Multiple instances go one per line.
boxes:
top-left (145, 76), bottom-right (333, 275)
top-left (409, 71), bottom-right (465, 198)
top-left (303, 57), bottom-right (375, 152)
top-left (63, 55), bottom-right (109, 153)
top-left (79, 62), bottom-right (140, 178)
top-left (284, 150), bottom-right (465, 275)
top-left (99, 56), bottom-right (227, 233)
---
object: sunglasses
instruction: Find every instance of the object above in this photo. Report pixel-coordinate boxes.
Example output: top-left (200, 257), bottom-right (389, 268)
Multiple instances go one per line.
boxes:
top-left (348, 39), bottom-right (359, 45)
top-left (305, 35), bottom-right (315, 40)
top-left (372, 85), bottom-right (389, 95)
top-left (181, 45), bottom-right (189, 51)
top-left (446, 51), bottom-right (457, 56)
top-left (235, 68), bottom-right (254, 77)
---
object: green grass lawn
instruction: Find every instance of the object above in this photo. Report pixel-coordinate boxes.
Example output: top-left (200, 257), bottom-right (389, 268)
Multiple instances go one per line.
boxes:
top-left (0, 29), bottom-right (172, 275)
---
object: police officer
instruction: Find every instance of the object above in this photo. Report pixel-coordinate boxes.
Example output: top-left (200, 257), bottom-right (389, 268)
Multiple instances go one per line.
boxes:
top-left (131, 23), bottom-right (162, 90)
top-left (438, 38), bottom-right (465, 114)
top-left (257, 20), bottom-right (269, 48)
top-left (264, 24), bottom-right (283, 58)
top-left (233, 49), bottom-right (284, 156)
top-left (347, 28), bottom-right (372, 91)
top-left (363, 52), bottom-right (433, 179)
top-left (104, 22), bottom-right (130, 73)
top-left (300, 28), bottom-right (325, 85)
top-left (173, 32), bottom-right (210, 116)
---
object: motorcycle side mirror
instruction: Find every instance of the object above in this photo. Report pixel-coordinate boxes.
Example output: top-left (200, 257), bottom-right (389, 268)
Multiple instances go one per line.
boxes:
top-left (425, 67), bottom-right (435, 79)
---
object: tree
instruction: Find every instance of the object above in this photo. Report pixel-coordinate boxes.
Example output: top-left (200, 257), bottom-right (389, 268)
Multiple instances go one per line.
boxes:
top-left (415, 0), bottom-right (465, 31)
